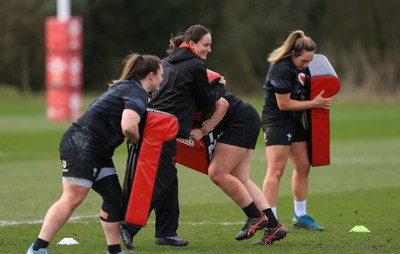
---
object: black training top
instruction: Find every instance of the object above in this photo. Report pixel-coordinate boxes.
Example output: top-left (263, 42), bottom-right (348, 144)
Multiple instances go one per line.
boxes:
top-left (149, 47), bottom-right (225, 138)
top-left (262, 57), bottom-right (309, 126)
top-left (214, 92), bottom-right (242, 129)
top-left (72, 79), bottom-right (148, 157)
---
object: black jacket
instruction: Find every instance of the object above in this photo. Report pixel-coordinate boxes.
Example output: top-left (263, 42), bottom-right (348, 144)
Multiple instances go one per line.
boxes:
top-left (149, 47), bottom-right (224, 138)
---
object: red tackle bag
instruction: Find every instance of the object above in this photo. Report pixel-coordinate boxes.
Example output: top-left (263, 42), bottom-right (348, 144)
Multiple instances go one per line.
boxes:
top-left (307, 54), bottom-right (341, 166)
top-left (176, 131), bottom-right (217, 174)
top-left (122, 109), bottom-right (178, 227)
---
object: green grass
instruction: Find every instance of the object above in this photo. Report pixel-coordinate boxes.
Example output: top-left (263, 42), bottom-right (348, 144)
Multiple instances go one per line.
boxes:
top-left (1, 90), bottom-right (400, 253)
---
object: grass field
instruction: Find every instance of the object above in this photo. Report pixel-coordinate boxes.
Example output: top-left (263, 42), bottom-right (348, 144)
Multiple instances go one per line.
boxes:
top-left (1, 89), bottom-right (400, 253)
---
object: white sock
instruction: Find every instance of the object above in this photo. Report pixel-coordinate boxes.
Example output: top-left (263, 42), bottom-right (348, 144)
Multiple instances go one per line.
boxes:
top-left (271, 207), bottom-right (278, 220)
top-left (294, 200), bottom-right (307, 217)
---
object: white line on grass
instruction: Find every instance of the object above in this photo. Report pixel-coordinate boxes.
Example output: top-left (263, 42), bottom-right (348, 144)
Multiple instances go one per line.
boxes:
top-left (0, 214), bottom-right (98, 227)
top-left (0, 215), bottom-right (243, 227)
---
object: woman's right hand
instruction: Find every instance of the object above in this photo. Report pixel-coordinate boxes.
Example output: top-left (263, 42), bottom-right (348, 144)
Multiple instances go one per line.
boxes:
top-left (189, 129), bottom-right (203, 141)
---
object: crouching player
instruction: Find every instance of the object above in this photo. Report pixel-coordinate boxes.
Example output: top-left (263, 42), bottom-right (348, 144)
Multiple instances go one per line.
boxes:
top-left (188, 69), bottom-right (287, 245)
top-left (26, 53), bottom-right (163, 254)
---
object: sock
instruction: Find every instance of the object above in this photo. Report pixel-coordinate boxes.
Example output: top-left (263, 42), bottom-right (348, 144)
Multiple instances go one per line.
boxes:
top-left (294, 200), bottom-right (307, 217)
top-left (271, 207), bottom-right (278, 220)
top-left (108, 244), bottom-right (122, 254)
top-left (242, 202), bottom-right (262, 218)
top-left (33, 238), bottom-right (49, 251)
top-left (263, 208), bottom-right (278, 228)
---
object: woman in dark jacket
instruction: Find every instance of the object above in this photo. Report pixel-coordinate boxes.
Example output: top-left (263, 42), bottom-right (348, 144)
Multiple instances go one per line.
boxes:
top-left (121, 24), bottom-right (226, 250)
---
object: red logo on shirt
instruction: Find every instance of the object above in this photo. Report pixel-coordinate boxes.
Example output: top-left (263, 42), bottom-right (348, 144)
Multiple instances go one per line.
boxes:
top-left (298, 73), bottom-right (306, 86)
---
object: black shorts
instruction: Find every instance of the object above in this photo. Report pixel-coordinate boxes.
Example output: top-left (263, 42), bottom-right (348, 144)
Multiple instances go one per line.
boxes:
top-left (261, 122), bottom-right (307, 146)
top-left (217, 103), bottom-right (260, 149)
top-left (59, 129), bottom-right (116, 187)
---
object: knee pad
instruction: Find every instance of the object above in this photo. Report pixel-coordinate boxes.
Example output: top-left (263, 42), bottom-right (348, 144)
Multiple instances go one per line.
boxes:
top-left (100, 195), bottom-right (122, 222)
top-left (93, 175), bottom-right (123, 222)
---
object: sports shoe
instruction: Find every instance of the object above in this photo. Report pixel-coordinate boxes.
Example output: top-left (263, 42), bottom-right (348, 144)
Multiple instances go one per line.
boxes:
top-left (235, 213), bottom-right (268, 240)
top-left (292, 214), bottom-right (324, 231)
top-left (106, 251), bottom-right (125, 254)
top-left (252, 222), bottom-right (287, 245)
top-left (155, 236), bottom-right (189, 246)
top-left (26, 244), bottom-right (49, 254)
top-left (120, 223), bottom-right (134, 250)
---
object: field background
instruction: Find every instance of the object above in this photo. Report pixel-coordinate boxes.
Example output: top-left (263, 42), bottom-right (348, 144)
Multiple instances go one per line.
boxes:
top-left (0, 89), bottom-right (399, 253)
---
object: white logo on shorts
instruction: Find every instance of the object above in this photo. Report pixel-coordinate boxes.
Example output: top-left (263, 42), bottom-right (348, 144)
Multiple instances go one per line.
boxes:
top-left (93, 167), bottom-right (98, 177)
top-left (61, 160), bottom-right (68, 172)
top-left (287, 133), bottom-right (292, 142)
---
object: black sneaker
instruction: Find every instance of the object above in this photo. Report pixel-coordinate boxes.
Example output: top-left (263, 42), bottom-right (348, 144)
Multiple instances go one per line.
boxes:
top-left (253, 222), bottom-right (287, 245)
top-left (155, 236), bottom-right (189, 246)
top-left (235, 213), bottom-right (268, 240)
top-left (120, 223), bottom-right (134, 250)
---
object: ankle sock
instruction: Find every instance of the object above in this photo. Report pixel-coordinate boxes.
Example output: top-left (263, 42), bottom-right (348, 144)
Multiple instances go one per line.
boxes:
top-left (33, 238), bottom-right (49, 251)
top-left (294, 200), bottom-right (307, 217)
top-left (263, 208), bottom-right (278, 228)
top-left (108, 244), bottom-right (122, 254)
top-left (242, 202), bottom-right (262, 218)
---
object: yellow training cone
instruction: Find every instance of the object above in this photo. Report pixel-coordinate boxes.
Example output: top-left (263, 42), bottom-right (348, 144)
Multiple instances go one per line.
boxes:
top-left (349, 225), bottom-right (370, 233)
